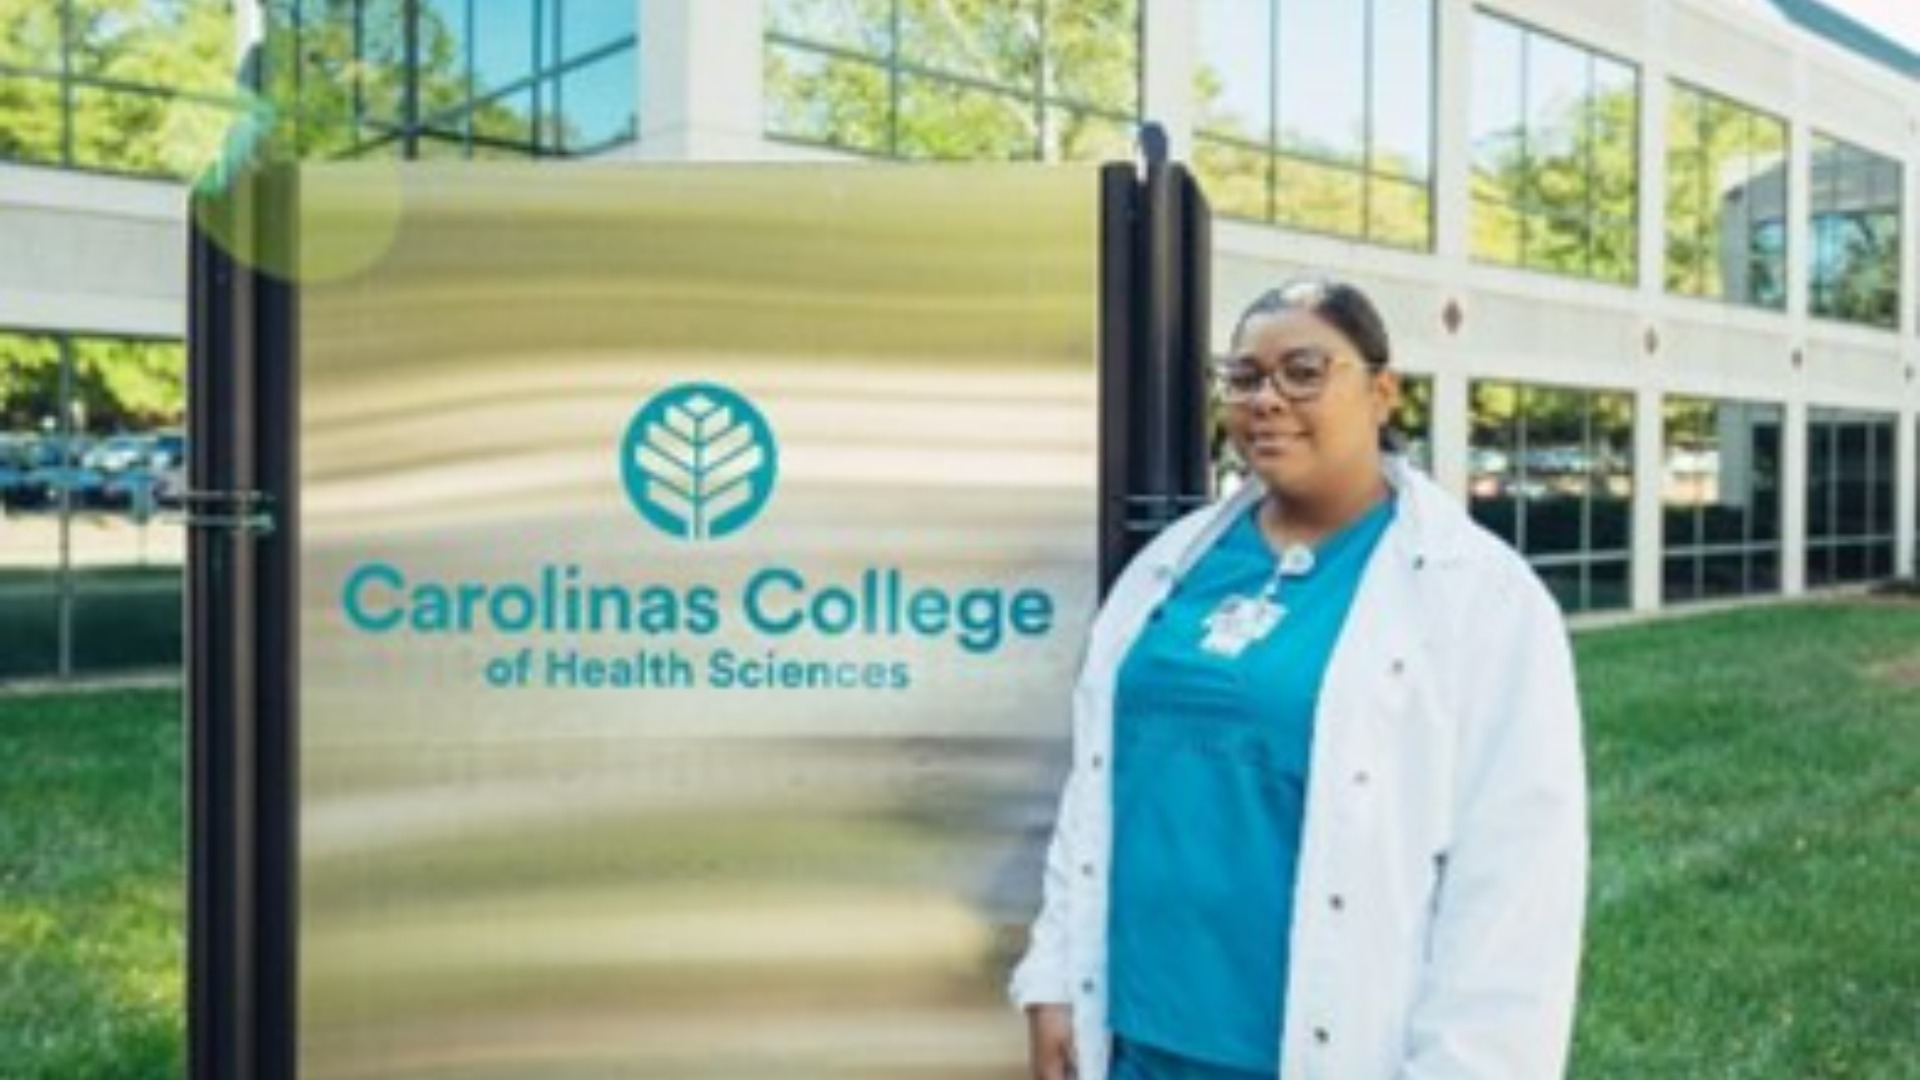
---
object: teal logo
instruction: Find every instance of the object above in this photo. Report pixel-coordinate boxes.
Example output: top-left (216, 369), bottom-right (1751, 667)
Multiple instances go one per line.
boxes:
top-left (622, 383), bottom-right (778, 541)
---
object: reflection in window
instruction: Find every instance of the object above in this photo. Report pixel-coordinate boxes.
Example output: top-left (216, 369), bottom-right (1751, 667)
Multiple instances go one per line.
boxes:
top-left (68, 339), bottom-right (188, 672)
top-left (1469, 380), bottom-right (1634, 613)
top-left (0, 331), bottom-right (187, 680)
top-left (0, 332), bottom-right (63, 677)
top-left (1392, 373), bottom-right (1433, 475)
top-left (1661, 397), bottom-right (1783, 603)
top-left (1192, 0), bottom-right (1435, 249)
top-left (262, 0), bottom-right (639, 160)
top-left (1665, 83), bottom-right (1787, 308)
top-left (764, 0), bottom-right (1140, 162)
top-left (0, 0), bottom-right (241, 178)
top-left (1470, 13), bottom-right (1639, 284)
top-left (1808, 134), bottom-right (1902, 329)
top-left (1805, 408), bottom-right (1896, 587)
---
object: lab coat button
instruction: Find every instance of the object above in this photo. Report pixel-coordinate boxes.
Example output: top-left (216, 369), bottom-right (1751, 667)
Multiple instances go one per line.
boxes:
top-left (1313, 1027), bottom-right (1331, 1045)
top-left (1390, 658), bottom-right (1406, 676)
top-left (1080, 978), bottom-right (1097, 995)
top-left (1329, 894), bottom-right (1345, 912)
top-left (1090, 754), bottom-right (1105, 770)
top-left (1352, 770), bottom-right (1370, 786)
top-left (1081, 862), bottom-right (1096, 878)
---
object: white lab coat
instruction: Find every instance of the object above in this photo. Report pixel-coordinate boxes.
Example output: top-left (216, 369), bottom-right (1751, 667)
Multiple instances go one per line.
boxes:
top-left (1009, 454), bottom-right (1587, 1080)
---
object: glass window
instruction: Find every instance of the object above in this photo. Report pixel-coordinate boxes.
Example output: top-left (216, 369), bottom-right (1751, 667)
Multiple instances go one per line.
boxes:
top-left (0, 2), bottom-right (63, 74)
top-left (1468, 380), bottom-right (1519, 539)
top-left (1470, 12), bottom-right (1640, 284)
top-left (472, 0), bottom-right (537, 97)
top-left (1522, 386), bottom-right (1587, 557)
top-left (0, 0), bottom-right (242, 178)
top-left (1046, 0), bottom-right (1138, 125)
top-left (72, 86), bottom-right (229, 176)
top-left (0, 76), bottom-right (67, 166)
top-left (0, 332), bottom-right (63, 679)
top-left (265, 0), bottom-right (638, 161)
top-left (557, 50), bottom-right (637, 153)
top-left (560, 0), bottom-right (633, 59)
top-left (1470, 379), bottom-right (1634, 613)
top-left (66, 338), bottom-right (187, 673)
top-left (1392, 373), bottom-right (1433, 475)
top-left (1048, 105), bottom-right (1135, 164)
top-left (766, 0), bottom-right (895, 55)
top-left (1808, 134), bottom-right (1902, 329)
top-left (0, 331), bottom-right (188, 680)
top-left (1665, 82), bottom-right (1789, 308)
top-left (1660, 396), bottom-right (1784, 605)
top-left (897, 0), bottom-right (1034, 90)
top-left (897, 78), bottom-right (1036, 162)
top-left (764, 0), bottom-right (1140, 164)
top-left (1371, 0), bottom-right (1433, 183)
top-left (70, 0), bottom-right (238, 97)
top-left (1195, 0), bottom-right (1434, 249)
top-left (1193, 0), bottom-right (1270, 145)
top-left (763, 42), bottom-right (891, 155)
top-left (1805, 407), bottom-right (1896, 586)
top-left (1276, 0), bottom-right (1364, 171)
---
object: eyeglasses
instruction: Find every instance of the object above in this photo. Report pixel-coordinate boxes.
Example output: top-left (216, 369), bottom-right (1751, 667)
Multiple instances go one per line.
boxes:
top-left (1214, 347), bottom-right (1360, 404)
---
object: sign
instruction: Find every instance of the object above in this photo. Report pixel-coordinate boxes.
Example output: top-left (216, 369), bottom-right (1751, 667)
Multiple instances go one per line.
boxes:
top-left (294, 164), bottom-right (1102, 1079)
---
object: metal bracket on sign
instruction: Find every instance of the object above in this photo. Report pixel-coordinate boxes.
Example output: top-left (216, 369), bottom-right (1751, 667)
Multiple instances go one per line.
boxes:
top-left (172, 490), bottom-right (276, 536)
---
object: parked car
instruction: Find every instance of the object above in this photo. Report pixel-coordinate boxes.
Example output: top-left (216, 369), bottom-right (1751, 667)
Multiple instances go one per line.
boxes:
top-left (98, 433), bottom-right (188, 515)
top-left (13, 463), bottom-right (107, 511)
top-left (83, 434), bottom-right (156, 474)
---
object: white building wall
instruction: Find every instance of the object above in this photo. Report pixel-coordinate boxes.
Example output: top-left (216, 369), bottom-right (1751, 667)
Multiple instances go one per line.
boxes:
top-left (0, 164), bottom-right (187, 339)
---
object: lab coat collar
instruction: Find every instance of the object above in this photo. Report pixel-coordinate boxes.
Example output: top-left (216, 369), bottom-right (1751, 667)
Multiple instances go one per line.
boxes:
top-left (1163, 454), bottom-right (1471, 584)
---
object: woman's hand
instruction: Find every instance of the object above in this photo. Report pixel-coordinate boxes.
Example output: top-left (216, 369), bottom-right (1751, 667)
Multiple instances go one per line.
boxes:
top-left (1025, 1003), bottom-right (1077, 1080)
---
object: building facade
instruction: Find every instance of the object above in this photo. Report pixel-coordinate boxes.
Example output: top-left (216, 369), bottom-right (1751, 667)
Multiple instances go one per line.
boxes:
top-left (2, 0), bottom-right (1917, 678)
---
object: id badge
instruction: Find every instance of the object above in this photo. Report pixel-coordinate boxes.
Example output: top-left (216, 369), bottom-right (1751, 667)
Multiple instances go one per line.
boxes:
top-left (1199, 594), bottom-right (1286, 658)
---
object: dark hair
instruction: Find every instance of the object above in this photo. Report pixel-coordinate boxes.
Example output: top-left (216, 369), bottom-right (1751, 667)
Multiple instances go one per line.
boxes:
top-left (1230, 277), bottom-right (1403, 453)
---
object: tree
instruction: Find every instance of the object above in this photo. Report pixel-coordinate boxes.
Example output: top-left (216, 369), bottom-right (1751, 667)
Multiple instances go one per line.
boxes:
top-left (1473, 79), bottom-right (1640, 283)
top-left (0, 0), bottom-right (240, 177)
top-left (257, 0), bottom-right (594, 161)
top-left (1189, 44), bottom-right (1434, 247)
top-left (764, 0), bottom-right (1140, 162)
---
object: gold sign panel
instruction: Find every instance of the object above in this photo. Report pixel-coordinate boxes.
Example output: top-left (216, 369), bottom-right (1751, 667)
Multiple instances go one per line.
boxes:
top-left (298, 163), bottom-right (1101, 1079)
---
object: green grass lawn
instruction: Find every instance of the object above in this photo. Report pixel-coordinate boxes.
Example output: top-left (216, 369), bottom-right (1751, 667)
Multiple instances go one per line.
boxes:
top-left (0, 689), bottom-right (184, 1080)
top-left (1, 600), bottom-right (1916, 1079)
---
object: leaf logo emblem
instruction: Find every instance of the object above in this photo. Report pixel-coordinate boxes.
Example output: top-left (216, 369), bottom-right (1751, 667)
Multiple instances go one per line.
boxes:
top-left (622, 383), bottom-right (778, 540)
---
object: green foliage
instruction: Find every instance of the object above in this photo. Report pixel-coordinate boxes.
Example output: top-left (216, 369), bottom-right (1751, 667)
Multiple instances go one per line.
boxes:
top-left (1187, 0), bottom-right (1434, 249)
top-left (763, 0), bottom-right (1139, 162)
top-left (0, 333), bottom-right (62, 431)
top-left (256, 0), bottom-right (606, 161)
top-left (1475, 80), bottom-right (1640, 283)
top-left (0, 334), bottom-right (184, 436)
top-left (72, 340), bottom-right (187, 431)
top-left (0, 0), bottom-right (240, 178)
top-left (1665, 85), bottom-right (1788, 305)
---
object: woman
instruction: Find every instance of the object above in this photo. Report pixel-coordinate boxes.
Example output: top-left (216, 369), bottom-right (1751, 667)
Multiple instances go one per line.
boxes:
top-left (1010, 280), bottom-right (1587, 1080)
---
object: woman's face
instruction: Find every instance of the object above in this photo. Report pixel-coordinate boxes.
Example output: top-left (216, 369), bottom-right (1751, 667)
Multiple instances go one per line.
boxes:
top-left (1222, 307), bottom-right (1398, 498)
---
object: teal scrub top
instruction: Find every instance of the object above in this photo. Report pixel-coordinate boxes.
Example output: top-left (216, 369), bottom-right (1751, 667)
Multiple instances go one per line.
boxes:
top-left (1108, 492), bottom-right (1395, 1073)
